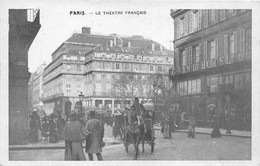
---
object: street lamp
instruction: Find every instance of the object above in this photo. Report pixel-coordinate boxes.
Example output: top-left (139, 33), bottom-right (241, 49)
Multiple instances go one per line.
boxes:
top-left (79, 92), bottom-right (84, 114)
top-left (153, 81), bottom-right (157, 113)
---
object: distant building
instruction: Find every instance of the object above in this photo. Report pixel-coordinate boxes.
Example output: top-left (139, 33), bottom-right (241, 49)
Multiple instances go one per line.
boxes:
top-left (42, 27), bottom-right (174, 117)
top-left (169, 9), bottom-right (251, 130)
top-left (28, 63), bottom-right (46, 112)
top-left (9, 9), bottom-right (41, 144)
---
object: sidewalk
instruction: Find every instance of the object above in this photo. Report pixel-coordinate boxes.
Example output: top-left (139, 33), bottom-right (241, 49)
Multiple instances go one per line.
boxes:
top-left (154, 125), bottom-right (251, 138)
top-left (9, 137), bottom-right (122, 151)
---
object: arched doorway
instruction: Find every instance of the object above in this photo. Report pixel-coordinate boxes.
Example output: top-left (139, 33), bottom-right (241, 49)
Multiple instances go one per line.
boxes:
top-left (65, 101), bottom-right (72, 121)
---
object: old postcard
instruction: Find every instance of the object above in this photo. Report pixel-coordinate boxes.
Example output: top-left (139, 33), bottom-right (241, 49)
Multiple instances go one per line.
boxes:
top-left (0, 0), bottom-right (259, 166)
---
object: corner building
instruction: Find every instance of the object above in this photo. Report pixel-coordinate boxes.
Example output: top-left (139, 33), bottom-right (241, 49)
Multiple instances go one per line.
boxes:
top-left (42, 27), bottom-right (174, 117)
top-left (84, 39), bottom-right (173, 110)
top-left (170, 10), bottom-right (251, 130)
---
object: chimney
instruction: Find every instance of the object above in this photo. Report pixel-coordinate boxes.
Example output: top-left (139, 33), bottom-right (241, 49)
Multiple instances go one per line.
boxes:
top-left (152, 43), bottom-right (155, 51)
top-left (110, 40), bottom-right (114, 47)
top-left (128, 42), bottom-right (131, 48)
top-left (82, 27), bottom-right (91, 34)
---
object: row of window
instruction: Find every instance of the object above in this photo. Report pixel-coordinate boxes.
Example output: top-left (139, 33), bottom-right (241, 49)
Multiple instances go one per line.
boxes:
top-left (92, 52), bottom-right (173, 63)
top-left (176, 71), bottom-right (250, 95)
top-left (86, 73), bottom-right (157, 82)
top-left (176, 9), bottom-right (248, 39)
top-left (88, 61), bottom-right (171, 73)
top-left (66, 64), bottom-right (82, 71)
top-left (64, 55), bottom-right (85, 61)
top-left (65, 84), bottom-right (82, 94)
top-left (176, 28), bottom-right (250, 67)
top-left (43, 65), bottom-right (63, 82)
top-left (177, 79), bottom-right (201, 95)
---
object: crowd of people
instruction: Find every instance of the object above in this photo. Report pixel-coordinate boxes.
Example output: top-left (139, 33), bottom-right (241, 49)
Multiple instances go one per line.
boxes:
top-left (27, 97), bottom-right (235, 160)
top-left (28, 111), bottom-right (66, 143)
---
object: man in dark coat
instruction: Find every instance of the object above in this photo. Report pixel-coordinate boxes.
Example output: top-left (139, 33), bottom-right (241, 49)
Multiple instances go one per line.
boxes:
top-left (63, 111), bottom-right (88, 160)
top-left (85, 110), bottom-right (104, 161)
top-left (28, 111), bottom-right (41, 143)
top-left (56, 115), bottom-right (66, 141)
top-left (130, 97), bottom-right (146, 124)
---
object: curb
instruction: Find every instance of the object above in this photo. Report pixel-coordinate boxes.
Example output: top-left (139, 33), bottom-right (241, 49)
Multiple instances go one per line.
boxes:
top-left (9, 141), bottom-right (122, 151)
top-left (154, 127), bottom-right (251, 138)
top-left (173, 130), bottom-right (251, 139)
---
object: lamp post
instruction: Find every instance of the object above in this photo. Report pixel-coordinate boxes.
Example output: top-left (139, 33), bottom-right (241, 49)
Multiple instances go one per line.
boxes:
top-left (153, 81), bottom-right (157, 113)
top-left (79, 92), bottom-right (84, 114)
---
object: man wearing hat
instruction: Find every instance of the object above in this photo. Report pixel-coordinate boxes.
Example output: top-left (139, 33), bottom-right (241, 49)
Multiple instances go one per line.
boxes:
top-left (85, 110), bottom-right (105, 160)
top-left (130, 97), bottom-right (146, 124)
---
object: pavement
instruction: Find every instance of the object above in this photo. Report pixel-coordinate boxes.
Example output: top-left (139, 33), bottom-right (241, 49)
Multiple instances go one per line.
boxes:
top-left (173, 127), bottom-right (251, 138)
top-left (9, 126), bottom-right (251, 151)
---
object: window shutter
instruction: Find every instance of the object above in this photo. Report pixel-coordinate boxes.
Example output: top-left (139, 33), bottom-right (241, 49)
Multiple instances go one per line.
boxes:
top-left (177, 19), bottom-right (180, 38)
top-left (204, 10), bottom-right (208, 28)
top-left (199, 43), bottom-right (202, 62)
top-left (198, 10), bottom-right (202, 30)
top-left (189, 47), bottom-right (193, 64)
top-left (215, 9), bottom-right (218, 22)
top-left (234, 31), bottom-right (237, 55)
top-left (215, 37), bottom-right (218, 59)
top-left (189, 13), bottom-right (193, 33)
top-left (175, 51), bottom-right (179, 69)
top-left (203, 41), bottom-right (207, 61)
top-left (186, 48), bottom-right (189, 65)
top-left (184, 49), bottom-right (188, 66)
top-left (240, 29), bottom-right (245, 52)
top-left (224, 34), bottom-right (228, 58)
top-left (184, 16), bottom-right (188, 36)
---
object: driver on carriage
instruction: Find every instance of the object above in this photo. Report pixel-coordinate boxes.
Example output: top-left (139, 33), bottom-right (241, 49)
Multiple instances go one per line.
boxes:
top-left (130, 97), bottom-right (147, 131)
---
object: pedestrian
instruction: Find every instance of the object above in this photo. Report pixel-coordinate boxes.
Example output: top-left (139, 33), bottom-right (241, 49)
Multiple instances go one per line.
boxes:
top-left (41, 113), bottom-right (49, 141)
top-left (187, 117), bottom-right (196, 138)
top-left (63, 111), bottom-right (88, 160)
top-left (28, 111), bottom-right (41, 143)
top-left (85, 110), bottom-right (105, 161)
top-left (49, 114), bottom-right (59, 143)
top-left (211, 114), bottom-right (222, 138)
top-left (56, 114), bottom-right (66, 141)
top-left (161, 112), bottom-right (171, 139)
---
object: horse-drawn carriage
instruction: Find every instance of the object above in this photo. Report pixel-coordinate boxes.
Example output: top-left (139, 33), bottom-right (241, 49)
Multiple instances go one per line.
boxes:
top-left (123, 109), bottom-right (155, 160)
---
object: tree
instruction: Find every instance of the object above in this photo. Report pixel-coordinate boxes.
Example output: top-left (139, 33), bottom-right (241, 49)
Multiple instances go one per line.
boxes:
top-left (111, 73), bottom-right (136, 106)
top-left (152, 72), bottom-right (181, 114)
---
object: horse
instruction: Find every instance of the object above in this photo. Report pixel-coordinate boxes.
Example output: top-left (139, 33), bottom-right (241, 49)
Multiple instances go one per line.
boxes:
top-left (124, 110), bottom-right (146, 160)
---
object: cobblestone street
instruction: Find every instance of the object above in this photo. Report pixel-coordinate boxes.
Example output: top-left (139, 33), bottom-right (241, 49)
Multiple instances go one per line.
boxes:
top-left (9, 130), bottom-right (251, 160)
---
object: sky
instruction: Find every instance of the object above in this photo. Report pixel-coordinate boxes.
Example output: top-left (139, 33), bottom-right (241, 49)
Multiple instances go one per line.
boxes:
top-left (27, 1), bottom-right (175, 73)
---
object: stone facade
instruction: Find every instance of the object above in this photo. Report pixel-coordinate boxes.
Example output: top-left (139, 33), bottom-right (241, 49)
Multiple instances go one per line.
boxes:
top-left (42, 27), bottom-right (174, 118)
top-left (9, 9), bottom-right (41, 144)
top-left (170, 9), bottom-right (251, 130)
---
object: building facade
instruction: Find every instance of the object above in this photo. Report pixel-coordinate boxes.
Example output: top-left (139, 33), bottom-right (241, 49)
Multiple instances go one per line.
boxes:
top-left (170, 9), bottom-right (251, 130)
top-left (84, 39), bottom-right (174, 110)
top-left (28, 63), bottom-right (46, 112)
top-left (9, 9), bottom-right (41, 144)
top-left (42, 27), bottom-right (174, 117)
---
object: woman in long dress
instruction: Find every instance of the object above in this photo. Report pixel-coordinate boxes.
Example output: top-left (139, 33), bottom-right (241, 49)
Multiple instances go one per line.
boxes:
top-left (63, 112), bottom-right (88, 160)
